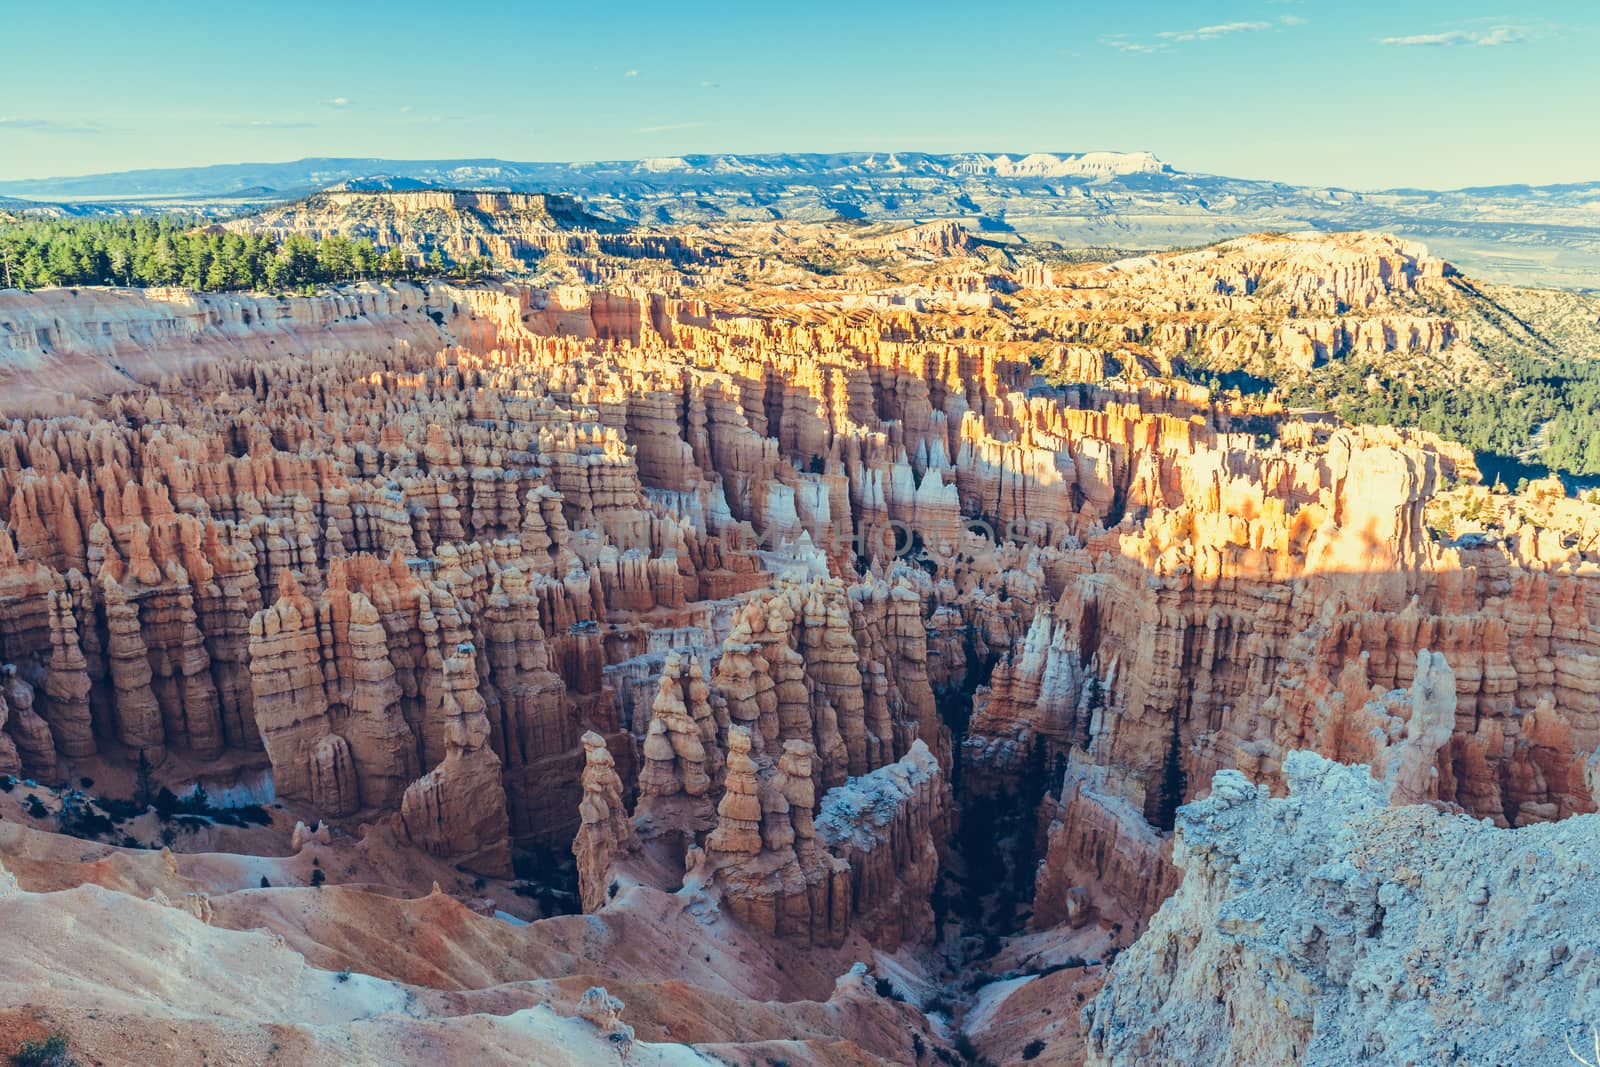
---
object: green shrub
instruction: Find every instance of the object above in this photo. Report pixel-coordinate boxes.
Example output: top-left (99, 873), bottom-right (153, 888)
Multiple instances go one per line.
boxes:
top-left (12, 1032), bottom-right (76, 1067)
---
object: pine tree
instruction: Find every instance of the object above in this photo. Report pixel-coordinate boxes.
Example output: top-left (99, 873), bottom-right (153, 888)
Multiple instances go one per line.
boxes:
top-left (135, 751), bottom-right (155, 809)
top-left (1149, 713), bottom-right (1188, 832)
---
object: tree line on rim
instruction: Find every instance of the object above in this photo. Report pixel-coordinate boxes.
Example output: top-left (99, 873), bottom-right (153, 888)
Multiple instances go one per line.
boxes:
top-left (0, 214), bottom-right (492, 294)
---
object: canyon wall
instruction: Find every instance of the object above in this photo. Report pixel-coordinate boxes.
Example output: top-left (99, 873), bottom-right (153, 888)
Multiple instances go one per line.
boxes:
top-left (1, 227), bottom-right (1596, 964)
top-left (0, 282), bottom-right (450, 416)
top-left (226, 191), bottom-right (718, 272)
top-left (1085, 751), bottom-right (1600, 1066)
top-left (973, 425), bottom-right (1600, 927)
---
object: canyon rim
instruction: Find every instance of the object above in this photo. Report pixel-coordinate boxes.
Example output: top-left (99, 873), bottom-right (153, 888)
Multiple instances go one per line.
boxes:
top-left (2, 3), bottom-right (1600, 1065)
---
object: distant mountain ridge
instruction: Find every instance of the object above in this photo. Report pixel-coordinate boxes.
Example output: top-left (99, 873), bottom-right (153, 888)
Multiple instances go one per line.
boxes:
top-left (3, 151), bottom-right (1599, 288)
top-left (0, 151), bottom-right (1175, 199)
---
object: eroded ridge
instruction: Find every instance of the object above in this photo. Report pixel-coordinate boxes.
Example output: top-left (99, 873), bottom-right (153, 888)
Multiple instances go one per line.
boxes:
top-left (0, 221), bottom-right (1597, 1064)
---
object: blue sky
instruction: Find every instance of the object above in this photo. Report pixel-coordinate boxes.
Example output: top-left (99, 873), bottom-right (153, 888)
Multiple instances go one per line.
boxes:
top-left (0, 0), bottom-right (1594, 189)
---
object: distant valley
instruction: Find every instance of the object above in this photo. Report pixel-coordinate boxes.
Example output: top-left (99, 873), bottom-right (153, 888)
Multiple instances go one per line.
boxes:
top-left (4, 150), bottom-right (1600, 288)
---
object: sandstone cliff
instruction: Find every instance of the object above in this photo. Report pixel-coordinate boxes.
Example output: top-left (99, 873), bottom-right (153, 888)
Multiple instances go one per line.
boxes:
top-left (0, 220), bottom-right (1596, 1060)
top-left (1086, 751), bottom-right (1600, 1066)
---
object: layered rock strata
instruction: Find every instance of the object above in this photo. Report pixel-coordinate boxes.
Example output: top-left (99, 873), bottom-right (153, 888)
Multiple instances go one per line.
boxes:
top-left (1086, 752), bottom-right (1600, 1067)
top-left (0, 225), bottom-right (1595, 946)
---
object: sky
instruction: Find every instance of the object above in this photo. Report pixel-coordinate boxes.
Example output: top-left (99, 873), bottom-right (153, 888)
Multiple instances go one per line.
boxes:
top-left (0, 0), bottom-right (1595, 190)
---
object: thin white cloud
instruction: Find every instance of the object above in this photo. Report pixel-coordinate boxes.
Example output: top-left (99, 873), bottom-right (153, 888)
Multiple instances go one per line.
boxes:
top-left (325, 96), bottom-right (351, 107)
top-left (1100, 35), bottom-right (1160, 54)
top-left (1477, 26), bottom-right (1528, 44)
top-left (1105, 17), bottom-right (1296, 54)
top-left (399, 113), bottom-right (470, 125)
top-left (0, 116), bottom-right (99, 134)
top-left (624, 69), bottom-right (639, 78)
top-left (637, 121), bottom-right (710, 134)
top-left (699, 80), bottom-right (720, 89)
top-left (222, 119), bottom-right (316, 129)
top-left (1380, 25), bottom-right (1528, 47)
top-left (1157, 20), bottom-right (1270, 43)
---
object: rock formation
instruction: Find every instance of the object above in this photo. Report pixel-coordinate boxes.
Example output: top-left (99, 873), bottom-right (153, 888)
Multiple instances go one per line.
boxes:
top-left (632, 653), bottom-right (718, 844)
top-left (397, 646), bottom-right (514, 876)
top-left (1375, 649), bottom-right (1457, 805)
top-left (1, 216), bottom-right (1597, 1061)
top-left (813, 738), bottom-right (948, 949)
top-left (572, 731), bottom-right (637, 912)
top-left (1086, 752), bottom-right (1600, 1066)
top-left (698, 730), bottom-right (948, 948)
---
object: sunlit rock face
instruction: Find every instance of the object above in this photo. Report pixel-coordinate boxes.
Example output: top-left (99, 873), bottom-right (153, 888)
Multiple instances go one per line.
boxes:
top-left (1, 219), bottom-right (1598, 1062)
top-left (1085, 752), bottom-right (1600, 1067)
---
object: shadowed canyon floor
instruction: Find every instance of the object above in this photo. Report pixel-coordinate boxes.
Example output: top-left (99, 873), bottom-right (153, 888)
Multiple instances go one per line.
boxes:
top-left (0, 217), bottom-right (1598, 1065)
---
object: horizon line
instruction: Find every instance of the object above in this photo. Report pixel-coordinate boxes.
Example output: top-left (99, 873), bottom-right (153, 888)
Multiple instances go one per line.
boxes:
top-left (4, 148), bottom-right (1593, 199)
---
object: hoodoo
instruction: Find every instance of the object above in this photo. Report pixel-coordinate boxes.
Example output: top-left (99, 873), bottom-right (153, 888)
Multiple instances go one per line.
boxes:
top-left (0, 192), bottom-right (1597, 1065)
